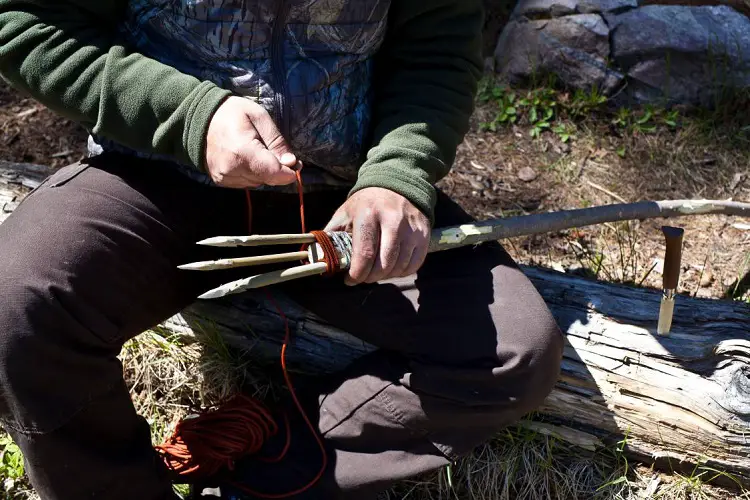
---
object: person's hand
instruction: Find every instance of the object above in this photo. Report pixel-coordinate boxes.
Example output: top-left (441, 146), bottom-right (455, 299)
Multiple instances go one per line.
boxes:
top-left (204, 96), bottom-right (299, 188)
top-left (325, 187), bottom-right (431, 285)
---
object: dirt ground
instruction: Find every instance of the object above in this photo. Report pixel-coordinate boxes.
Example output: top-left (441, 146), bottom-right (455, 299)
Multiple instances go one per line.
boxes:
top-left (2, 80), bottom-right (749, 302)
top-left (445, 99), bottom-right (750, 301)
top-left (0, 85), bottom-right (87, 168)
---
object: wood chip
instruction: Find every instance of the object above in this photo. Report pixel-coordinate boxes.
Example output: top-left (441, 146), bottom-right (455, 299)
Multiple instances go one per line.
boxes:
top-left (517, 166), bottom-right (538, 182)
top-left (730, 172), bottom-right (746, 191)
top-left (550, 261), bottom-right (565, 273)
top-left (469, 160), bottom-right (485, 170)
top-left (651, 258), bottom-right (664, 275)
top-left (468, 177), bottom-right (484, 190)
top-left (700, 270), bottom-right (714, 287)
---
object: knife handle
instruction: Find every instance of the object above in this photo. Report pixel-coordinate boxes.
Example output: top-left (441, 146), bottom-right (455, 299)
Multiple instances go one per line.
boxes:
top-left (662, 226), bottom-right (685, 290)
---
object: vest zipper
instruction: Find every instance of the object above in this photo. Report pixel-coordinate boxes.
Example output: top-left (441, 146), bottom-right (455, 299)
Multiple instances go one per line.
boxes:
top-left (271, 0), bottom-right (291, 139)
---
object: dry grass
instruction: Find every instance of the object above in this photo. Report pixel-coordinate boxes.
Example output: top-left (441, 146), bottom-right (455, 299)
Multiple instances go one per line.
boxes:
top-left (116, 325), bottom-right (750, 500)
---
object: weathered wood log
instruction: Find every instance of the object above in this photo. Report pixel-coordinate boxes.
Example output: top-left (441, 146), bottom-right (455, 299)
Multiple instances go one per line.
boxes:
top-left (168, 270), bottom-right (750, 485)
top-left (3, 161), bottom-right (750, 487)
top-left (0, 161), bottom-right (55, 222)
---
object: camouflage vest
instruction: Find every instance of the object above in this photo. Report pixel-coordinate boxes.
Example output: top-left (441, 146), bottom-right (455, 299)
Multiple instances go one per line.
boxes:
top-left (89, 0), bottom-right (391, 189)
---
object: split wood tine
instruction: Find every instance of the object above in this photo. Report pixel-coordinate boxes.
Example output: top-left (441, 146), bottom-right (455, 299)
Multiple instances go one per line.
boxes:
top-left (177, 251), bottom-right (310, 271)
top-left (197, 234), bottom-right (317, 247)
top-left (198, 262), bottom-right (329, 299)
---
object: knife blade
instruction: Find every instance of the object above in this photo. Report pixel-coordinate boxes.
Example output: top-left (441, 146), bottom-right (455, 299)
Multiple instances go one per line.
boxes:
top-left (657, 226), bottom-right (684, 336)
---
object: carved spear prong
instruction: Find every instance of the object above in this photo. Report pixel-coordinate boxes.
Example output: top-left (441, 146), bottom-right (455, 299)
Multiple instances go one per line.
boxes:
top-left (197, 234), bottom-right (317, 247)
top-left (177, 250), bottom-right (310, 271)
top-left (197, 262), bottom-right (329, 299)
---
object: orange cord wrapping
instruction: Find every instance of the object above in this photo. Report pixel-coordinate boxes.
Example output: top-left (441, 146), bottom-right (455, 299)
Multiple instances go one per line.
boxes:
top-left (308, 230), bottom-right (339, 275)
top-left (155, 169), bottom-right (330, 498)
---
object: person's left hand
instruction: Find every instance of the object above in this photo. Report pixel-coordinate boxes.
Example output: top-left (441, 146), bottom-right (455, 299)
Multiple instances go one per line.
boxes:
top-left (324, 187), bottom-right (431, 286)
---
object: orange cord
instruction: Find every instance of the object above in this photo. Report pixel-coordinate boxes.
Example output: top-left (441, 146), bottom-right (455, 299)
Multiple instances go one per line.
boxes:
top-left (308, 231), bottom-right (339, 275)
top-left (155, 168), bottom-right (330, 498)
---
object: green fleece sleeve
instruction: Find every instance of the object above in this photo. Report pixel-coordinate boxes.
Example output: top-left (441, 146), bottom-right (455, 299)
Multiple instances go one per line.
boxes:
top-left (0, 0), bottom-right (232, 171)
top-left (349, 0), bottom-right (484, 225)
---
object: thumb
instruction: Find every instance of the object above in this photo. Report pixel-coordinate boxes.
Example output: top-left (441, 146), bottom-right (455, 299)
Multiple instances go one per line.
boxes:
top-left (242, 140), bottom-right (298, 186)
top-left (324, 207), bottom-right (351, 232)
top-left (245, 102), bottom-right (299, 168)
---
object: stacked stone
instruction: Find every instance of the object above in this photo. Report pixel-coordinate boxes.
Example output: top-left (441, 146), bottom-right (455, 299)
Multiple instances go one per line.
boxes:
top-left (494, 0), bottom-right (750, 105)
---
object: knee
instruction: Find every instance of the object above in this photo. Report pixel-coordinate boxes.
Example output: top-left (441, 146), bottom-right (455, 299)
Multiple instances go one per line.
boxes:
top-left (472, 307), bottom-right (564, 416)
top-left (505, 312), bottom-right (564, 414)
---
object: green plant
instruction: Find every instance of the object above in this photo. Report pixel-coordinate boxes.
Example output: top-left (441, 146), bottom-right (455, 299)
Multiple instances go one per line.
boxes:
top-left (0, 433), bottom-right (25, 492)
top-left (479, 83), bottom-right (616, 142)
top-left (553, 123), bottom-right (575, 143)
top-left (480, 85), bottom-right (561, 138)
top-left (566, 86), bottom-right (608, 119)
top-left (612, 105), bottom-right (682, 134)
top-left (632, 106), bottom-right (658, 134)
top-left (480, 85), bottom-right (519, 132)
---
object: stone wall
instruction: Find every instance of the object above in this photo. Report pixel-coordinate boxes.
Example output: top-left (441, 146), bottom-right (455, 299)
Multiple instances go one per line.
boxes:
top-left (493, 0), bottom-right (750, 105)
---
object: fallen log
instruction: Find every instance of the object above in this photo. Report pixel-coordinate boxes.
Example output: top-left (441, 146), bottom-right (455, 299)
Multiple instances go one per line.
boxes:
top-left (3, 161), bottom-right (750, 488)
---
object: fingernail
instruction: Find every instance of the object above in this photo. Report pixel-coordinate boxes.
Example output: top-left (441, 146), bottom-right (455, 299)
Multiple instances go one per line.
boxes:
top-left (280, 152), bottom-right (296, 165)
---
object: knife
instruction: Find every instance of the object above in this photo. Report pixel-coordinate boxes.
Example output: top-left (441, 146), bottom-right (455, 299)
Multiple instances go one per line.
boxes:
top-left (657, 226), bottom-right (685, 336)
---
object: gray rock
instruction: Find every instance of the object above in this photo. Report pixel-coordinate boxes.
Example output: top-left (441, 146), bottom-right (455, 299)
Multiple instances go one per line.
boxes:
top-left (512, 0), bottom-right (580, 18)
top-left (577, 0), bottom-right (637, 14)
top-left (608, 5), bottom-right (750, 105)
top-left (495, 14), bottom-right (625, 94)
top-left (517, 166), bottom-right (539, 181)
top-left (494, 1), bottom-right (750, 106)
top-left (511, 0), bottom-right (637, 19)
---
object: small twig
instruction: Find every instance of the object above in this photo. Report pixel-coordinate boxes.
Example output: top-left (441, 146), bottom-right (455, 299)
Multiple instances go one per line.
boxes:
top-left (637, 260), bottom-right (659, 286)
top-left (15, 107), bottom-right (40, 119)
top-left (693, 252), bottom-right (711, 298)
top-left (586, 180), bottom-right (627, 204)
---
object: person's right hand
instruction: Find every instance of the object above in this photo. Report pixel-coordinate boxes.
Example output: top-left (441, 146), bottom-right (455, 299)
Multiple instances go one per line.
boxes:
top-left (204, 96), bottom-right (299, 188)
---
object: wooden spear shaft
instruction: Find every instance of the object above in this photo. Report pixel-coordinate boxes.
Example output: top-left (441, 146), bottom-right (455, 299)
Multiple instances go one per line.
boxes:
top-left (426, 199), bottom-right (750, 253)
top-left (193, 199), bottom-right (750, 298)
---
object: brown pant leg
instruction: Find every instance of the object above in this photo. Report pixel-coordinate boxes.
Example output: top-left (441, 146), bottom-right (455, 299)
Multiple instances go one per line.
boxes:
top-left (0, 153), bottom-right (272, 500)
top-left (276, 190), bottom-right (565, 498)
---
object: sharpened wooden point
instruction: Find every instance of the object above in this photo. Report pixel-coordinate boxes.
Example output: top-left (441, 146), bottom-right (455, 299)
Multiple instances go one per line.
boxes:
top-left (197, 262), bottom-right (329, 299)
top-left (197, 233), bottom-right (317, 247)
top-left (177, 251), bottom-right (310, 271)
